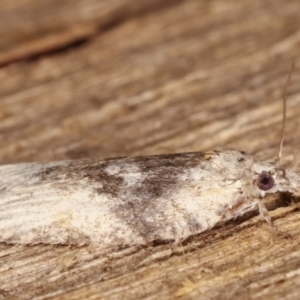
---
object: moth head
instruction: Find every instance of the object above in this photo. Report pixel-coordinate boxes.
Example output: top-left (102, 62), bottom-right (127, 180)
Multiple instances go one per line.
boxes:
top-left (253, 165), bottom-right (300, 197)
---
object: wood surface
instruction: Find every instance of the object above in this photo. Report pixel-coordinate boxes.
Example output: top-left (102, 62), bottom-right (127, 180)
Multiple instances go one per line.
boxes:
top-left (1, 0), bottom-right (300, 299)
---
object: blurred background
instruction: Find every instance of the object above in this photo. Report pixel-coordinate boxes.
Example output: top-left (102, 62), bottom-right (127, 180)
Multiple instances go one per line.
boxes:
top-left (0, 0), bottom-right (299, 167)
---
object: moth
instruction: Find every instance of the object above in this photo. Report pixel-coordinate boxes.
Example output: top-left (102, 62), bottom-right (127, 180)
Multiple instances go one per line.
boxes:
top-left (0, 67), bottom-right (297, 248)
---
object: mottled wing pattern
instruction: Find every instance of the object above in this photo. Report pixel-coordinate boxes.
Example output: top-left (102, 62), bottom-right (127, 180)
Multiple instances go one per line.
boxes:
top-left (0, 151), bottom-right (256, 247)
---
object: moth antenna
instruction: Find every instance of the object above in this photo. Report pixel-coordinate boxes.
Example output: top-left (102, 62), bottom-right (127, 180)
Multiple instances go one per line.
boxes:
top-left (275, 63), bottom-right (294, 166)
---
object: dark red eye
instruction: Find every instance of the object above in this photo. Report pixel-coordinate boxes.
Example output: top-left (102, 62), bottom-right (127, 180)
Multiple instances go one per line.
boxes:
top-left (257, 172), bottom-right (274, 191)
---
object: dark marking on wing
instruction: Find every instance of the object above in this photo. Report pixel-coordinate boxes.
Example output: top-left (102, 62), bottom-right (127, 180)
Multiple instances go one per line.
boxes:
top-left (110, 197), bottom-right (176, 243)
top-left (34, 152), bottom-right (207, 197)
top-left (133, 177), bottom-right (164, 199)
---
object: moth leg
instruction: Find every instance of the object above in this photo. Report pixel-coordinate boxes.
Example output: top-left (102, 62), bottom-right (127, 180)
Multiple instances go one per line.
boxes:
top-left (256, 199), bottom-right (290, 238)
top-left (220, 199), bottom-right (258, 220)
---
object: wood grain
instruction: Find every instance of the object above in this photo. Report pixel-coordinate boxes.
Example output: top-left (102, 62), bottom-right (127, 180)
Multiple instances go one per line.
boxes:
top-left (1, 0), bottom-right (300, 299)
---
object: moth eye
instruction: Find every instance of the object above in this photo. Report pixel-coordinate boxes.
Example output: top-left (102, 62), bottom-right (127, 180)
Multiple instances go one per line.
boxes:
top-left (257, 172), bottom-right (275, 191)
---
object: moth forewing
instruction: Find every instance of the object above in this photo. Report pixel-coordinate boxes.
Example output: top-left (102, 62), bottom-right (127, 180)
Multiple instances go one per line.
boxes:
top-left (0, 150), bottom-right (299, 247)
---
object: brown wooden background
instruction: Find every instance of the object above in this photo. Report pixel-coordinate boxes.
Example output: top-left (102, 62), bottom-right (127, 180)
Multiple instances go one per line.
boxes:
top-left (1, 1), bottom-right (300, 299)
